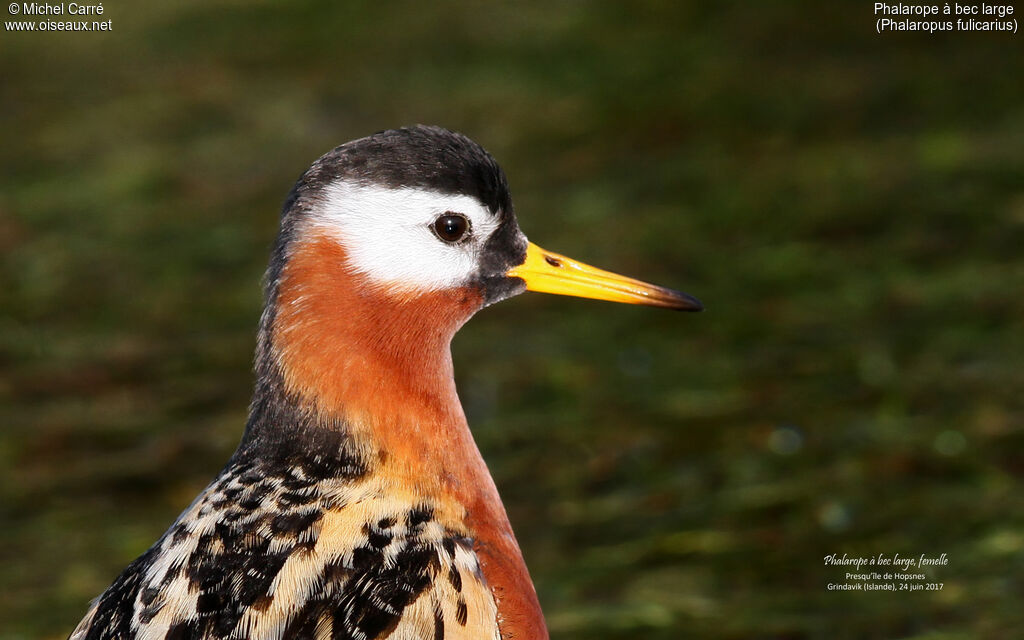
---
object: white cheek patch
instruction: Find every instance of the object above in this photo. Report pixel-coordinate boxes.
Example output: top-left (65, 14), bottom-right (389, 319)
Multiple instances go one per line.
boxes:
top-left (309, 181), bottom-right (501, 291)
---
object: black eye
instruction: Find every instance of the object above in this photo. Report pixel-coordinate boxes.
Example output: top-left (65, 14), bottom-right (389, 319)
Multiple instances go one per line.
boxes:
top-left (432, 213), bottom-right (470, 243)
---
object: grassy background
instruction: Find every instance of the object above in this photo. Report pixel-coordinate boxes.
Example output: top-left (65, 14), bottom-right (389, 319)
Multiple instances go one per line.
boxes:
top-left (2, 2), bottom-right (1023, 638)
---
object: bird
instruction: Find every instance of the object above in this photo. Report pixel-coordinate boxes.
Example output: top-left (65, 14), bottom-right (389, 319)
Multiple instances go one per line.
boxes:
top-left (70, 125), bottom-right (702, 640)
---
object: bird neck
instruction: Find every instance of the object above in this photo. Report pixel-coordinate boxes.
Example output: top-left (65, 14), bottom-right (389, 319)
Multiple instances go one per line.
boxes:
top-left (240, 232), bottom-right (547, 639)
top-left (252, 233), bottom-right (479, 486)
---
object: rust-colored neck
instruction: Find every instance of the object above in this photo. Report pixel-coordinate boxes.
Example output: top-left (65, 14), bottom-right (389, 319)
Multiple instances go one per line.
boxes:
top-left (272, 234), bottom-right (476, 465)
top-left (269, 233), bottom-right (548, 639)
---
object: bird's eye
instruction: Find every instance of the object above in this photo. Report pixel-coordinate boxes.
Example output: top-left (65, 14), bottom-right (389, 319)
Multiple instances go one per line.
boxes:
top-left (432, 213), bottom-right (470, 244)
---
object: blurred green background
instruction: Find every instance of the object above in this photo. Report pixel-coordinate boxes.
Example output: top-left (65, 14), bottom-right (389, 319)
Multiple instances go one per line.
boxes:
top-left (2, 2), bottom-right (1023, 638)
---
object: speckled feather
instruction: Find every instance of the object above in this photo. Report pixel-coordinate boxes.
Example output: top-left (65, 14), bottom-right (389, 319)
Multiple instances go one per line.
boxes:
top-left (71, 450), bottom-right (500, 640)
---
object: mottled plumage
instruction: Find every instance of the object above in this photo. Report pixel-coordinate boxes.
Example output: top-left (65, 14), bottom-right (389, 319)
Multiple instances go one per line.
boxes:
top-left (73, 453), bottom-right (499, 640)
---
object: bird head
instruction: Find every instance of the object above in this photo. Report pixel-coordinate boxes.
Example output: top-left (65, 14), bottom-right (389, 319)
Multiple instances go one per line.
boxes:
top-left (251, 125), bottom-right (702, 449)
top-left (271, 125), bottom-right (701, 333)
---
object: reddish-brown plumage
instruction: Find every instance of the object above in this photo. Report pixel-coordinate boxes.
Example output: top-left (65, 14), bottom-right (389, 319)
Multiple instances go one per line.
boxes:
top-left (273, 233), bottom-right (548, 640)
top-left (462, 492), bottom-right (550, 640)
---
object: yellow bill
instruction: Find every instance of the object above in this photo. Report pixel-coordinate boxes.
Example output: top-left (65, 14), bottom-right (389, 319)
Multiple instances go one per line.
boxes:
top-left (507, 242), bottom-right (703, 311)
